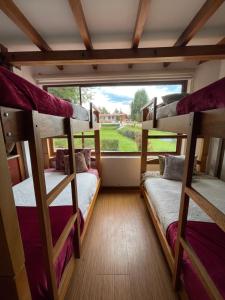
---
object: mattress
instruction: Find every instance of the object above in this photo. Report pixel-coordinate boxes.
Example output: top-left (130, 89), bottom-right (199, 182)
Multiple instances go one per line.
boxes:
top-left (13, 170), bottom-right (98, 299)
top-left (144, 174), bottom-right (225, 232)
top-left (0, 66), bottom-right (92, 121)
top-left (13, 170), bottom-right (99, 219)
top-left (144, 174), bottom-right (225, 300)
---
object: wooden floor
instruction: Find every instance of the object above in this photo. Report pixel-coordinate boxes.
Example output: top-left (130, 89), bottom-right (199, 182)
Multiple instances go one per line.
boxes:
top-left (66, 190), bottom-right (177, 300)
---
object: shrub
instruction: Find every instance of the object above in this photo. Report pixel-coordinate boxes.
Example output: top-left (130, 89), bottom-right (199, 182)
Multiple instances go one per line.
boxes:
top-left (101, 139), bottom-right (119, 151)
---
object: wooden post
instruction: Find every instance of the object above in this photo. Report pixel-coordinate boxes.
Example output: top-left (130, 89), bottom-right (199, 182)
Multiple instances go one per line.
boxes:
top-left (0, 123), bottom-right (31, 300)
top-left (152, 97), bottom-right (157, 128)
top-left (28, 111), bottom-right (58, 300)
top-left (42, 138), bottom-right (50, 169)
top-left (200, 137), bottom-right (210, 172)
top-left (173, 112), bottom-right (199, 289)
top-left (65, 118), bottom-right (81, 258)
top-left (141, 107), bottom-right (149, 175)
top-left (94, 111), bottom-right (101, 177)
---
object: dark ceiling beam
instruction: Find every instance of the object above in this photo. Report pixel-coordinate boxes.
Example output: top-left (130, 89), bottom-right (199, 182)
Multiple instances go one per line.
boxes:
top-left (68, 0), bottom-right (97, 70)
top-left (129, 0), bottom-right (150, 68)
top-left (6, 44), bottom-right (225, 66)
top-left (132, 0), bottom-right (151, 48)
top-left (0, 0), bottom-right (63, 70)
top-left (164, 0), bottom-right (225, 67)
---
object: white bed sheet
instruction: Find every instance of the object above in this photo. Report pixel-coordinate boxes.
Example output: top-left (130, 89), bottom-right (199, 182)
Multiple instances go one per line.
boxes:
top-left (13, 171), bottom-right (98, 219)
top-left (144, 175), bottom-right (225, 232)
top-left (156, 101), bottom-right (179, 119)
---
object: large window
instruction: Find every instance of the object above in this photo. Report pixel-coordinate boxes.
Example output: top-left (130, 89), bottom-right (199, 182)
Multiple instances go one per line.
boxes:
top-left (46, 81), bottom-right (186, 154)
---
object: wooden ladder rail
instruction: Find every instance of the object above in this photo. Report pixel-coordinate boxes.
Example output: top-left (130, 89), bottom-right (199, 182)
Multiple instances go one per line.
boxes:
top-left (94, 110), bottom-right (101, 177)
top-left (28, 112), bottom-right (81, 300)
top-left (173, 112), bottom-right (223, 300)
top-left (0, 122), bottom-right (32, 300)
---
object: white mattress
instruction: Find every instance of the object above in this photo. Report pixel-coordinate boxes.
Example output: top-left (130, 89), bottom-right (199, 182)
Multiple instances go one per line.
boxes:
top-left (144, 175), bottom-right (225, 232)
top-left (13, 171), bottom-right (98, 219)
top-left (72, 104), bottom-right (89, 121)
top-left (156, 100), bottom-right (179, 119)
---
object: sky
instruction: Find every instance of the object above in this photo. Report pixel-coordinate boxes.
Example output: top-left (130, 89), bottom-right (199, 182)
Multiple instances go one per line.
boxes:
top-left (83, 84), bottom-right (182, 114)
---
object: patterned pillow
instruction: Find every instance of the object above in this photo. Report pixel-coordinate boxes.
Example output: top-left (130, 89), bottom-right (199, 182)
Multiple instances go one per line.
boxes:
top-left (56, 149), bottom-right (68, 170)
top-left (163, 155), bottom-right (185, 181)
top-left (64, 152), bottom-right (88, 174)
top-left (75, 148), bottom-right (92, 168)
top-left (56, 148), bottom-right (92, 170)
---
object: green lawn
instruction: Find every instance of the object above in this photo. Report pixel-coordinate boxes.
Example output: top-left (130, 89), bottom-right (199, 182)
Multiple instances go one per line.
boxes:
top-left (54, 123), bottom-right (176, 152)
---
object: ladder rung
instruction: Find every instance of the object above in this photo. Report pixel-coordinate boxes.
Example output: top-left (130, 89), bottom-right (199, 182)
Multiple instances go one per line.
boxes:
top-left (180, 237), bottom-right (223, 300)
top-left (185, 187), bottom-right (225, 232)
top-left (53, 213), bottom-right (77, 263)
top-left (47, 174), bottom-right (75, 206)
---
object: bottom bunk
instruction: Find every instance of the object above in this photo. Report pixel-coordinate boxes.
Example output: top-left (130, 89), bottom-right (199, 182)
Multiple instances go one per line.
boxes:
top-left (13, 169), bottom-right (100, 300)
top-left (142, 174), bottom-right (225, 300)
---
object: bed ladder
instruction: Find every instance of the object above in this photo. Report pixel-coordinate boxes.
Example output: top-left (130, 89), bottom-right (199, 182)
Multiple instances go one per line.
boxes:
top-left (173, 112), bottom-right (224, 300)
top-left (28, 111), bottom-right (81, 300)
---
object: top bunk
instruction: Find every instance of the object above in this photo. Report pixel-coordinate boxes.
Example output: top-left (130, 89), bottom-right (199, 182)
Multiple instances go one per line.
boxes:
top-left (141, 77), bottom-right (225, 138)
top-left (0, 66), bottom-right (100, 142)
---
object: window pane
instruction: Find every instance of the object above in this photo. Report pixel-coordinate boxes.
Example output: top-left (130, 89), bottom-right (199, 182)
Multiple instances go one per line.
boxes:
top-left (148, 130), bottom-right (177, 152)
top-left (53, 138), bottom-right (68, 150)
top-left (82, 84), bottom-right (183, 152)
top-left (48, 84), bottom-right (184, 153)
top-left (48, 86), bottom-right (80, 104)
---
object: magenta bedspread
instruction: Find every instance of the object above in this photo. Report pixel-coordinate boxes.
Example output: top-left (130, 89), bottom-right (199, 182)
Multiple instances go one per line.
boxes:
top-left (0, 66), bottom-right (73, 117)
top-left (167, 221), bottom-right (225, 300)
top-left (17, 206), bottom-right (84, 300)
top-left (177, 77), bottom-right (225, 115)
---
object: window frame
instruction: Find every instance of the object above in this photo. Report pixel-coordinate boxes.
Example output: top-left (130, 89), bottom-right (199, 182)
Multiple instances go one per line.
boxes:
top-left (44, 80), bottom-right (187, 157)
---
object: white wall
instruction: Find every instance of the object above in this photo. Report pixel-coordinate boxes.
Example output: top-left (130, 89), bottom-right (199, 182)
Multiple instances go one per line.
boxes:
top-left (13, 66), bottom-right (36, 84)
top-left (102, 156), bottom-right (141, 187)
top-left (192, 60), bottom-right (222, 92)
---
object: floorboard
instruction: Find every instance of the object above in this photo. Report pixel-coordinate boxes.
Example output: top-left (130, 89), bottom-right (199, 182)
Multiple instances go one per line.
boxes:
top-left (65, 190), bottom-right (177, 300)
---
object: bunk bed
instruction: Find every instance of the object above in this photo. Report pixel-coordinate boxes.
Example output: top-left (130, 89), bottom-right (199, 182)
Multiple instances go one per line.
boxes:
top-left (140, 79), bottom-right (225, 300)
top-left (0, 66), bottom-right (101, 300)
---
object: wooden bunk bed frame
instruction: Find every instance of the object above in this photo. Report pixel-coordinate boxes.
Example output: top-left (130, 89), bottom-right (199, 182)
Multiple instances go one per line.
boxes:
top-left (0, 104), bottom-right (101, 300)
top-left (140, 99), bottom-right (225, 300)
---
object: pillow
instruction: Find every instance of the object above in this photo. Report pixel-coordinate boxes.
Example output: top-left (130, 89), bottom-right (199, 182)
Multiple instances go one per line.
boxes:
top-left (56, 148), bottom-right (92, 170)
top-left (56, 149), bottom-right (68, 170)
top-left (163, 155), bottom-right (185, 181)
top-left (64, 152), bottom-right (88, 174)
top-left (75, 148), bottom-right (92, 168)
top-left (162, 93), bottom-right (189, 105)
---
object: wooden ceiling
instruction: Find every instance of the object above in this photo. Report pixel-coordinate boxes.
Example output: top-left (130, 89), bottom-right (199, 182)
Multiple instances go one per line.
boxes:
top-left (0, 0), bottom-right (225, 68)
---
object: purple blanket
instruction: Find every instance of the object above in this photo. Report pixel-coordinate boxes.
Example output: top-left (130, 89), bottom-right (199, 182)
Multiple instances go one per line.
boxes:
top-left (17, 206), bottom-right (84, 300)
top-left (0, 66), bottom-right (73, 117)
top-left (177, 77), bottom-right (225, 115)
top-left (167, 221), bottom-right (225, 300)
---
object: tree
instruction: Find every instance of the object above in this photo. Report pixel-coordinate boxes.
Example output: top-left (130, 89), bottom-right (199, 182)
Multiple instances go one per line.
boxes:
top-left (99, 107), bottom-right (109, 114)
top-left (114, 108), bottom-right (119, 114)
top-left (130, 89), bottom-right (149, 121)
top-left (48, 86), bottom-right (93, 104)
